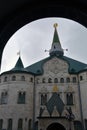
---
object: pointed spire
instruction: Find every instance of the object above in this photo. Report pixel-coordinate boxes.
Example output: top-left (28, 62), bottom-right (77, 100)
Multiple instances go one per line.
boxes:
top-left (12, 56), bottom-right (24, 71)
top-left (53, 23), bottom-right (60, 43)
top-left (49, 23), bottom-right (64, 57)
top-left (14, 56), bottom-right (24, 69)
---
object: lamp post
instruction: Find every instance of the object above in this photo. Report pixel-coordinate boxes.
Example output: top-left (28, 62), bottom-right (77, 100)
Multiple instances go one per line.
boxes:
top-left (65, 107), bottom-right (75, 130)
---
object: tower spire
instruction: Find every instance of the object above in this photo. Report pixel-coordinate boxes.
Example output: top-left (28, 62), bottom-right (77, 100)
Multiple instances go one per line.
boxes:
top-left (49, 23), bottom-right (64, 56)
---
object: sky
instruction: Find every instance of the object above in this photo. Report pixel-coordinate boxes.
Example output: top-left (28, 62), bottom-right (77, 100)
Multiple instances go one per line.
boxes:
top-left (1, 18), bottom-right (87, 73)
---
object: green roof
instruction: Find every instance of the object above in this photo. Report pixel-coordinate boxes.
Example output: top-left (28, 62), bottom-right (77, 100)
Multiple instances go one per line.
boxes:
top-left (52, 27), bottom-right (60, 44)
top-left (26, 55), bottom-right (87, 75)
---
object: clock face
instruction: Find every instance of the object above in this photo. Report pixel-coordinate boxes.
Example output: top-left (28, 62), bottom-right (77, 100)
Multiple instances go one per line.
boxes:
top-left (43, 57), bottom-right (68, 74)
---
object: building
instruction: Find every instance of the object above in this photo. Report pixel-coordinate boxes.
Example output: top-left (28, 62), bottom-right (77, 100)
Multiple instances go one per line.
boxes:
top-left (0, 23), bottom-right (87, 130)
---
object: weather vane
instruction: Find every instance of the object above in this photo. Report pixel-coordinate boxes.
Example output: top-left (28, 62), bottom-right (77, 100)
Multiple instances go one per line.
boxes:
top-left (17, 51), bottom-right (21, 57)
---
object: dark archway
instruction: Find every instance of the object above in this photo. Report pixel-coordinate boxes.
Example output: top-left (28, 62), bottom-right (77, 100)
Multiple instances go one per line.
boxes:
top-left (0, 1), bottom-right (87, 67)
top-left (47, 123), bottom-right (66, 130)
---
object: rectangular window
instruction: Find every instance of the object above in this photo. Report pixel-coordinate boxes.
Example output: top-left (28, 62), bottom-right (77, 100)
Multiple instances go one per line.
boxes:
top-left (1, 92), bottom-right (8, 104)
top-left (41, 94), bottom-right (47, 105)
top-left (66, 93), bottom-right (73, 105)
top-left (17, 92), bottom-right (26, 104)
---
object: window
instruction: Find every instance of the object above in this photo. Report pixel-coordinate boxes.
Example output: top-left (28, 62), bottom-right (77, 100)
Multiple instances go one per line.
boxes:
top-left (17, 92), bottom-right (26, 104)
top-left (21, 76), bottom-right (25, 81)
top-left (72, 77), bottom-right (76, 83)
top-left (30, 78), bottom-right (33, 82)
top-left (42, 78), bottom-right (45, 83)
top-left (1, 92), bottom-right (8, 104)
top-left (41, 94), bottom-right (47, 105)
top-left (48, 78), bottom-right (52, 83)
top-left (7, 119), bottom-right (13, 130)
top-left (12, 76), bottom-right (16, 81)
top-left (28, 119), bottom-right (32, 130)
top-left (60, 78), bottom-right (64, 83)
top-left (66, 77), bottom-right (70, 83)
top-left (85, 119), bottom-right (87, 130)
top-left (17, 119), bottom-right (23, 130)
top-left (0, 119), bottom-right (3, 130)
top-left (80, 76), bottom-right (83, 81)
top-left (4, 76), bottom-right (7, 82)
top-left (66, 93), bottom-right (73, 105)
top-left (54, 78), bottom-right (58, 83)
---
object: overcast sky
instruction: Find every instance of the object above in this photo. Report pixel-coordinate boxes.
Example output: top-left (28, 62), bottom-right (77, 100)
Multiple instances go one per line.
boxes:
top-left (1, 18), bottom-right (87, 73)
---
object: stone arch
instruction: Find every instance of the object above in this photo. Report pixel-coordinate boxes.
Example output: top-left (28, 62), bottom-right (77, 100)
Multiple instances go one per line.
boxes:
top-left (47, 123), bottom-right (66, 130)
top-left (0, 1), bottom-right (87, 67)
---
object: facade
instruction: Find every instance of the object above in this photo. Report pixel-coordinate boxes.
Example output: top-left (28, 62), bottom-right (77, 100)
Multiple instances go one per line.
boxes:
top-left (0, 23), bottom-right (87, 130)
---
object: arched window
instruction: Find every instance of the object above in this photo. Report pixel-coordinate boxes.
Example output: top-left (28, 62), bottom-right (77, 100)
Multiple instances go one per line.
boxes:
top-left (36, 78), bottom-right (39, 84)
top-left (28, 119), bottom-right (32, 130)
top-left (42, 78), bottom-right (45, 83)
top-left (21, 76), bottom-right (25, 81)
top-left (17, 92), bottom-right (26, 104)
top-left (54, 78), bottom-right (58, 83)
top-left (72, 77), bottom-right (76, 83)
top-left (17, 119), bottom-right (23, 130)
top-left (30, 77), bottom-right (33, 82)
top-left (41, 94), bottom-right (47, 105)
top-left (12, 75), bottom-right (16, 81)
top-left (7, 119), bottom-right (13, 130)
top-left (48, 78), bottom-right (52, 83)
top-left (4, 76), bottom-right (7, 82)
top-left (60, 78), bottom-right (64, 83)
top-left (0, 119), bottom-right (3, 130)
top-left (80, 76), bottom-right (83, 81)
top-left (66, 77), bottom-right (70, 83)
top-left (66, 93), bottom-right (73, 105)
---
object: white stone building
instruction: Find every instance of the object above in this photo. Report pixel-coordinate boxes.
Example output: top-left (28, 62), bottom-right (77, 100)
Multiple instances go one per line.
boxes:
top-left (0, 23), bottom-right (87, 130)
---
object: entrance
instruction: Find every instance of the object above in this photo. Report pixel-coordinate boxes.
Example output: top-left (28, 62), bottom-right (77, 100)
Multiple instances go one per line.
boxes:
top-left (47, 123), bottom-right (66, 130)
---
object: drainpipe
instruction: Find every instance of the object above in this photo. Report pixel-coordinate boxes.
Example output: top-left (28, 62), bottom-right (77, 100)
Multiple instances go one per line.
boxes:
top-left (77, 74), bottom-right (84, 130)
top-left (33, 75), bottom-right (36, 130)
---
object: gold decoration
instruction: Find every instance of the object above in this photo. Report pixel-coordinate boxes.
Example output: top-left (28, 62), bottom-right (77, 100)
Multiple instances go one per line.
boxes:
top-left (53, 23), bottom-right (58, 28)
top-left (53, 85), bottom-right (58, 92)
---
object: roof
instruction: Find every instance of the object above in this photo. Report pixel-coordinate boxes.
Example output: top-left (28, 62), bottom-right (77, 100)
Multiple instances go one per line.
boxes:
top-left (25, 55), bottom-right (87, 75)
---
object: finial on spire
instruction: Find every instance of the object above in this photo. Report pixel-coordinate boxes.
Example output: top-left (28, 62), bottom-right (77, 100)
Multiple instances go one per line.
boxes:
top-left (17, 51), bottom-right (21, 57)
top-left (53, 23), bottom-right (58, 28)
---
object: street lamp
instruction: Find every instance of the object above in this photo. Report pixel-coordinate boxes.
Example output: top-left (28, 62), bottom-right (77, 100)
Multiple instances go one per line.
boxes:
top-left (65, 107), bottom-right (75, 130)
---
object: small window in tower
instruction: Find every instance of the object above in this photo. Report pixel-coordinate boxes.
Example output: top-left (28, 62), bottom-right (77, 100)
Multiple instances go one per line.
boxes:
top-left (72, 77), bottom-right (76, 83)
top-left (30, 77), bottom-right (33, 82)
top-left (80, 76), bottom-right (83, 81)
top-left (60, 78), bottom-right (64, 83)
top-left (21, 76), bottom-right (25, 81)
top-left (12, 75), bottom-right (16, 81)
top-left (4, 76), bottom-right (7, 82)
top-left (48, 78), bottom-right (52, 83)
top-left (66, 77), bottom-right (70, 83)
top-left (54, 78), bottom-right (58, 83)
top-left (17, 92), bottom-right (26, 104)
top-left (42, 78), bottom-right (45, 83)
top-left (1, 91), bottom-right (8, 104)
